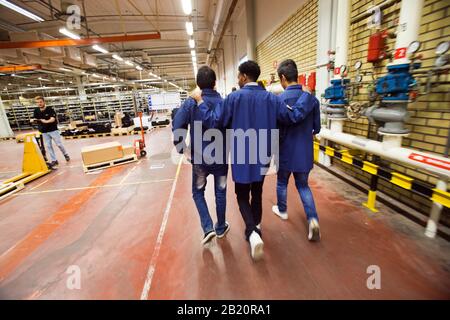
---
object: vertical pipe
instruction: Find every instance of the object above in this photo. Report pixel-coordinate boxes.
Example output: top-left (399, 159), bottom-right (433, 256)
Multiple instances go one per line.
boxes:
top-left (425, 180), bottom-right (447, 238)
top-left (245, 0), bottom-right (256, 61)
top-left (333, 0), bottom-right (351, 80)
top-left (392, 0), bottom-right (425, 65)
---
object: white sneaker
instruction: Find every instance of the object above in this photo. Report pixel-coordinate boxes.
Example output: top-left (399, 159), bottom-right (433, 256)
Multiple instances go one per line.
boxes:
top-left (308, 218), bottom-right (321, 241)
top-left (249, 231), bottom-right (264, 261)
top-left (256, 223), bottom-right (261, 230)
top-left (272, 205), bottom-right (288, 220)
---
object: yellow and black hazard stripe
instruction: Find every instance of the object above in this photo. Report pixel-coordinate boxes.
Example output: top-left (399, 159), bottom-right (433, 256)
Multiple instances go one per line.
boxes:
top-left (314, 142), bottom-right (450, 210)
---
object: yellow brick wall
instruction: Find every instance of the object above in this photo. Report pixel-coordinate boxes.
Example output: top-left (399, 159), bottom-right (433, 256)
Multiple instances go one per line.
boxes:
top-left (256, 0), bottom-right (450, 223)
top-left (256, 0), bottom-right (318, 81)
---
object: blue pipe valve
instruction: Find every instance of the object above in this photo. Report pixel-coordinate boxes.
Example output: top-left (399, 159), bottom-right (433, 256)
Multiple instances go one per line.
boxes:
top-left (324, 78), bottom-right (350, 105)
top-left (375, 63), bottom-right (420, 102)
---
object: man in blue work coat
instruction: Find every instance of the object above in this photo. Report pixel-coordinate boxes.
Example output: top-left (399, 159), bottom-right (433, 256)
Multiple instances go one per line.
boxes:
top-left (172, 66), bottom-right (230, 245)
top-left (272, 59), bottom-right (321, 241)
top-left (191, 60), bottom-right (316, 260)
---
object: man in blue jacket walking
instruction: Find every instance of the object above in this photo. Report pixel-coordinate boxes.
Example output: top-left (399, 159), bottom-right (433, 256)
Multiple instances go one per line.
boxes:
top-left (272, 59), bottom-right (321, 241)
top-left (191, 61), bottom-right (316, 260)
top-left (172, 66), bottom-right (230, 245)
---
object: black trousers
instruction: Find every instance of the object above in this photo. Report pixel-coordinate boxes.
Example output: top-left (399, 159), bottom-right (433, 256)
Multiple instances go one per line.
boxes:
top-left (234, 178), bottom-right (265, 240)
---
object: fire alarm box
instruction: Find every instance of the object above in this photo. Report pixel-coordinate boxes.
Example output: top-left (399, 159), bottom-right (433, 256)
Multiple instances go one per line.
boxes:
top-left (298, 74), bottom-right (307, 86)
top-left (307, 72), bottom-right (316, 92)
top-left (367, 31), bottom-right (387, 63)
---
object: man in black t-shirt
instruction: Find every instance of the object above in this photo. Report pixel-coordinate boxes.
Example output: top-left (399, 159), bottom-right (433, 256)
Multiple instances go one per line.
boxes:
top-left (31, 96), bottom-right (70, 167)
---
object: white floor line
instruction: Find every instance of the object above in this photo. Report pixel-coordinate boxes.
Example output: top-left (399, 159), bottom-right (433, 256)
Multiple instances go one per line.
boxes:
top-left (29, 171), bottom-right (64, 190)
top-left (119, 165), bottom-right (137, 185)
top-left (140, 156), bottom-right (183, 300)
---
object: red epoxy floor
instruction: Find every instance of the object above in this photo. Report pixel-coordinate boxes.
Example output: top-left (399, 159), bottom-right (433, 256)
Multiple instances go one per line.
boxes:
top-left (0, 127), bottom-right (449, 299)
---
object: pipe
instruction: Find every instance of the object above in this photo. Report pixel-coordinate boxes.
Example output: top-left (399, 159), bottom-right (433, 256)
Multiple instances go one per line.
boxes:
top-left (392, 0), bottom-right (424, 66)
top-left (211, 0), bottom-right (238, 64)
top-left (350, 0), bottom-right (398, 24)
top-left (206, 0), bottom-right (225, 65)
top-left (317, 128), bottom-right (450, 178)
top-left (245, 0), bottom-right (256, 60)
top-left (333, 0), bottom-right (351, 80)
top-left (425, 180), bottom-right (447, 238)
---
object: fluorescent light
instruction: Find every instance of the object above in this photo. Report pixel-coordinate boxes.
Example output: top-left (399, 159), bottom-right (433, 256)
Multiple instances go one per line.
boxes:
top-left (181, 0), bottom-right (192, 15)
top-left (125, 60), bottom-right (134, 66)
top-left (112, 54), bottom-right (123, 61)
top-left (185, 21), bottom-right (193, 36)
top-left (191, 50), bottom-right (196, 57)
top-left (136, 65), bottom-right (143, 71)
top-left (192, 55), bottom-right (197, 62)
top-left (59, 67), bottom-right (72, 72)
top-left (189, 39), bottom-right (195, 49)
top-left (59, 27), bottom-right (81, 39)
top-left (92, 45), bottom-right (109, 54)
top-left (92, 73), bottom-right (101, 78)
top-left (38, 77), bottom-right (50, 81)
top-left (0, 0), bottom-right (44, 22)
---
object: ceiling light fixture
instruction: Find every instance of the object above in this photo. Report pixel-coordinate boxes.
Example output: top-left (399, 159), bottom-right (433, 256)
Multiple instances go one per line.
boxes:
top-left (191, 50), bottom-right (196, 57)
top-left (185, 21), bottom-right (193, 36)
top-left (112, 54), bottom-right (123, 61)
top-left (0, 0), bottom-right (44, 22)
top-left (181, 0), bottom-right (192, 15)
top-left (136, 65), bottom-right (143, 71)
top-left (125, 60), bottom-right (134, 66)
top-left (189, 39), bottom-right (195, 49)
top-left (59, 27), bottom-right (81, 39)
top-left (59, 67), bottom-right (72, 72)
top-left (92, 45), bottom-right (109, 54)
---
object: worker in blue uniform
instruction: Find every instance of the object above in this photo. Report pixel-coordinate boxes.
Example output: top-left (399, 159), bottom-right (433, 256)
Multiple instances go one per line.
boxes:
top-left (191, 60), bottom-right (316, 260)
top-left (172, 66), bottom-right (230, 246)
top-left (272, 59), bottom-right (321, 241)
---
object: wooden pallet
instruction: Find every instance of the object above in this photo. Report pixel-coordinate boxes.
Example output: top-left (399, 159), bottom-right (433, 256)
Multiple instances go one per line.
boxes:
top-left (0, 137), bottom-right (15, 141)
top-left (83, 154), bottom-right (138, 173)
top-left (64, 131), bottom-right (146, 140)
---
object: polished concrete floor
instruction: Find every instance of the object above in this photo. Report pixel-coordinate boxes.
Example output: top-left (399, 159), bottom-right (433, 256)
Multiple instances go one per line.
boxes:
top-left (0, 127), bottom-right (449, 299)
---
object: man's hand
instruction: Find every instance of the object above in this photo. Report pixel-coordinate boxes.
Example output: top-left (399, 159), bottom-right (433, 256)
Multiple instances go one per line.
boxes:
top-left (190, 87), bottom-right (203, 104)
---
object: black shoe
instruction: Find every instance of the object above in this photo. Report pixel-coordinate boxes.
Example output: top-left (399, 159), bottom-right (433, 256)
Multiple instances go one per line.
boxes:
top-left (50, 161), bottom-right (58, 168)
top-left (54, 160), bottom-right (59, 165)
top-left (64, 154), bottom-right (70, 162)
top-left (216, 222), bottom-right (230, 239)
top-left (201, 230), bottom-right (216, 245)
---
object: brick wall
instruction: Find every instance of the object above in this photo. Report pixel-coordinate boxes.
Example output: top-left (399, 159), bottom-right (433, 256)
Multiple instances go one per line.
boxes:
top-left (256, 0), bottom-right (318, 81)
top-left (342, 0), bottom-right (450, 222)
top-left (256, 0), bottom-right (450, 225)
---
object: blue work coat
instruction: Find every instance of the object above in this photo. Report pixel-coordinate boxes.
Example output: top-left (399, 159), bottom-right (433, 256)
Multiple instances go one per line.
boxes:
top-left (172, 88), bottom-right (228, 175)
top-left (198, 84), bottom-right (316, 183)
top-left (278, 84), bottom-right (321, 173)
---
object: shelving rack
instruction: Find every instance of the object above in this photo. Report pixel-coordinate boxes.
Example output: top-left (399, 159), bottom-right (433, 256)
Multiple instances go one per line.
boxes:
top-left (3, 91), bottom-right (137, 131)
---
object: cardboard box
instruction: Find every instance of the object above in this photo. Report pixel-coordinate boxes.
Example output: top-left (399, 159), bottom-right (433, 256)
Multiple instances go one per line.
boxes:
top-left (111, 126), bottom-right (134, 134)
top-left (69, 120), bottom-right (83, 130)
top-left (123, 145), bottom-right (135, 156)
top-left (81, 141), bottom-right (124, 165)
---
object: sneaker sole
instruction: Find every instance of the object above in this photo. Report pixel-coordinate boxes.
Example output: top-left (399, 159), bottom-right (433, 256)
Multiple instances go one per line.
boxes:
top-left (273, 211), bottom-right (288, 220)
top-left (309, 227), bottom-right (321, 241)
top-left (216, 225), bottom-right (230, 239)
top-left (252, 242), bottom-right (264, 261)
top-left (201, 232), bottom-right (216, 245)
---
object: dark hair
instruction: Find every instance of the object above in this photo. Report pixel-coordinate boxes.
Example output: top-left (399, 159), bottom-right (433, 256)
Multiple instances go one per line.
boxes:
top-left (238, 60), bottom-right (261, 82)
top-left (196, 66), bottom-right (216, 89)
top-left (35, 95), bottom-right (45, 102)
top-left (277, 59), bottom-right (298, 82)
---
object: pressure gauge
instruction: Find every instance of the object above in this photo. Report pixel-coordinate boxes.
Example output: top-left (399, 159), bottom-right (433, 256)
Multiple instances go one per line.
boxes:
top-left (355, 75), bottom-right (363, 83)
top-left (436, 41), bottom-right (449, 55)
top-left (407, 41), bottom-right (421, 54)
top-left (340, 65), bottom-right (347, 74)
top-left (354, 61), bottom-right (362, 70)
